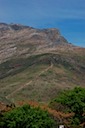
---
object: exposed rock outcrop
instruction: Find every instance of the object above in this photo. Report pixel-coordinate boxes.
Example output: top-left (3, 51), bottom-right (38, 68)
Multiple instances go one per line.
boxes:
top-left (0, 23), bottom-right (72, 64)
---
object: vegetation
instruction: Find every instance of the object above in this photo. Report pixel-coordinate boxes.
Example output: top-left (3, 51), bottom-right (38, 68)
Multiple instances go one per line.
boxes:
top-left (0, 52), bottom-right (85, 103)
top-left (50, 87), bottom-right (85, 126)
top-left (0, 104), bottom-right (56, 128)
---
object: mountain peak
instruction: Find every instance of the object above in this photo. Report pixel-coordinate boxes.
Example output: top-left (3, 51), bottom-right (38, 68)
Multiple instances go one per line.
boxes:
top-left (0, 22), bottom-right (74, 63)
top-left (0, 23), bottom-right (33, 31)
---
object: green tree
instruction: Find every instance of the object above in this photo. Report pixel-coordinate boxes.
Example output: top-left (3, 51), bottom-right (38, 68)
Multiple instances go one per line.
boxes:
top-left (0, 104), bottom-right (55, 128)
top-left (50, 87), bottom-right (85, 125)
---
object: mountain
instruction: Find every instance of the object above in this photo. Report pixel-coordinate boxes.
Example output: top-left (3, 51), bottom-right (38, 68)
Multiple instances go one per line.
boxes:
top-left (0, 23), bottom-right (72, 64)
top-left (0, 23), bottom-right (85, 104)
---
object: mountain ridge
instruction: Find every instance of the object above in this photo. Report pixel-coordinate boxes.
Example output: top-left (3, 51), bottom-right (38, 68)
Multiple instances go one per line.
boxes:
top-left (0, 22), bottom-right (75, 64)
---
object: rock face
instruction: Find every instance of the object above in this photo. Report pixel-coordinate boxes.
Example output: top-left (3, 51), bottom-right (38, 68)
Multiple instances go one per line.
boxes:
top-left (0, 23), bottom-right (71, 64)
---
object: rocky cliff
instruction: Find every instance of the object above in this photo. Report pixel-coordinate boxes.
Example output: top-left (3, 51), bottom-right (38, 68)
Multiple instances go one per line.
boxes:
top-left (0, 23), bottom-right (72, 64)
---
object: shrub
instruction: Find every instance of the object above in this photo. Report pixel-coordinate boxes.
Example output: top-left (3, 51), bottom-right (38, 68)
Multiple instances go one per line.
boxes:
top-left (0, 104), bottom-right (55, 128)
top-left (50, 87), bottom-right (85, 125)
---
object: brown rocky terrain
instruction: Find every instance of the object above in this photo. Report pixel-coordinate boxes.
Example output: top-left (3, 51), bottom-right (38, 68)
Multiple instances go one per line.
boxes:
top-left (0, 23), bottom-right (73, 64)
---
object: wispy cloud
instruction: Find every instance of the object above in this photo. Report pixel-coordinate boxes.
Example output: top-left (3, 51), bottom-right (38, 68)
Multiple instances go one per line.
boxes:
top-left (0, 0), bottom-right (85, 21)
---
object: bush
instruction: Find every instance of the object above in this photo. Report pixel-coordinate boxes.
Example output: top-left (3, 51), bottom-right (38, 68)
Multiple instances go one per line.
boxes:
top-left (0, 104), bottom-right (55, 128)
top-left (50, 87), bottom-right (85, 125)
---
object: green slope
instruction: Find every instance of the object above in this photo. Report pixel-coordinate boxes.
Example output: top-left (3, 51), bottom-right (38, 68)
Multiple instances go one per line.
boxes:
top-left (0, 52), bottom-right (85, 103)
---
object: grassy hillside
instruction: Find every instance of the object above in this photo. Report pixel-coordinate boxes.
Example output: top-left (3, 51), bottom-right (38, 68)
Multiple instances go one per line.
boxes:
top-left (0, 50), bottom-right (85, 103)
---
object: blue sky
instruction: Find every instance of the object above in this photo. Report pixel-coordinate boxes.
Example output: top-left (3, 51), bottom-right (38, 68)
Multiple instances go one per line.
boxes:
top-left (0, 0), bottom-right (85, 47)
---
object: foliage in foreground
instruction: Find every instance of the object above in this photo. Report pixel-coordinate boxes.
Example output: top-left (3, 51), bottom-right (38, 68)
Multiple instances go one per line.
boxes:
top-left (0, 104), bottom-right (55, 128)
top-left (50, 87), bottom-right (85, 126)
